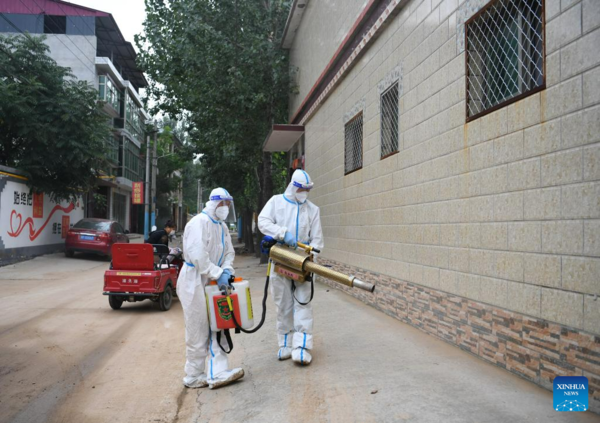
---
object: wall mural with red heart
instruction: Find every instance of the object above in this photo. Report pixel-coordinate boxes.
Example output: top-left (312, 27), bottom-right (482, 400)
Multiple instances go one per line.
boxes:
top-left (0, 172), bottom-right (84, 251)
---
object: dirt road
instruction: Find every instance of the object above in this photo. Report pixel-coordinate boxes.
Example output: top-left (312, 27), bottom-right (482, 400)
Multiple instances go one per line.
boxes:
top-left (0, 251), bottom-right (598, 423)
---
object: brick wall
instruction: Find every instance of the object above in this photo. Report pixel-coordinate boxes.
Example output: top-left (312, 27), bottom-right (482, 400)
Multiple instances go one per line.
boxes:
top-left (317, 258), bottom-right (600, 413)
top-left (290, 0), bottom-right (600, 412)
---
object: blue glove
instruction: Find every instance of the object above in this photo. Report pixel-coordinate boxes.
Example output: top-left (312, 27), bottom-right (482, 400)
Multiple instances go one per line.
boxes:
top-left (283, 232), bottom-right (297, 248)
top-left (217, 269), bottom-right (232, 291)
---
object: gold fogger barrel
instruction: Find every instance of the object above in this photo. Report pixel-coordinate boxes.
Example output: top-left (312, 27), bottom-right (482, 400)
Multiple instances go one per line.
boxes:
top-left (269, 244), bottom-right (375, 293)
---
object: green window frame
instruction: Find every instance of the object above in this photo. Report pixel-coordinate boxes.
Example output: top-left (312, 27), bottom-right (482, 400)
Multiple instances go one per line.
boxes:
top-left (125, 94), bottom-right (143, 142)
top-left (106, 134), bottom-right (119, 165)
top-left (98, 75), bottom-right (121, 113)
top-left (122, 138), bottom-right (142, 182)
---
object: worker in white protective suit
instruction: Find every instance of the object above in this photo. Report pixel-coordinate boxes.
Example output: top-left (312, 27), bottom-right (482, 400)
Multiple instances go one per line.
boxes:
top-left (258, 169), bottom-right (324, 365)
top-left (176, 188), bottom-right (244, 389)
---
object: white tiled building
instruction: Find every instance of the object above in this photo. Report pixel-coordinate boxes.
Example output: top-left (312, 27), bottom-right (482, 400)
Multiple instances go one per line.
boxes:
top-left (265, 0), bottom-right (600, 410)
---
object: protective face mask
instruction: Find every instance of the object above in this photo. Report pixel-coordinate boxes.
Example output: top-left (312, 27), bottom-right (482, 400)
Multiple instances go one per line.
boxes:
top-left (216, 205), bottom-right (229, 221)
top-left (295, 191), bottom-right (308, 203)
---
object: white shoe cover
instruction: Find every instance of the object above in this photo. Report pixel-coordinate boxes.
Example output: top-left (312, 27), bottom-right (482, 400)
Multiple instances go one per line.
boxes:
top-left (292, 347), bottom-right (312, 365)
top-left (183, 374), bottom-right (208, 388)
top-left (208, 368), bottom-right (244, 389)
top-left (278, 346), bottom-right (293, 361)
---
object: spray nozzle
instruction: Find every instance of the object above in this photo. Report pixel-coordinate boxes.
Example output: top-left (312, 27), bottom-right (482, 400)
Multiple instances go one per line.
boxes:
top-left (297, 242), bottom-right (320, 254)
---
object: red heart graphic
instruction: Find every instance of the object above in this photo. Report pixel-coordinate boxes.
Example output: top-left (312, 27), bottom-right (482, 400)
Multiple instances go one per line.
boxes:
top-left (8, 203), bottom-right (75, 240)
top-left (9, 210), bottom-right (23, 236)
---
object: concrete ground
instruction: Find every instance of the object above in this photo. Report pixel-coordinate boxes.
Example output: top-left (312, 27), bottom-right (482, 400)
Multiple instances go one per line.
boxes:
top-left (0, 250), bottom-right (598, 423)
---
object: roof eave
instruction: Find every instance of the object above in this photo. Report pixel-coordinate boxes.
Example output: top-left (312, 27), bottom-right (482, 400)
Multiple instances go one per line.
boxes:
top-left (281, 0), bottom-right (309, 49)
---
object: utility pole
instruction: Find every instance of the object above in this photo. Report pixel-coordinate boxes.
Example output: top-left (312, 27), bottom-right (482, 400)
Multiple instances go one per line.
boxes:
top-left (144, 134), bottom-right (151, 239)
top-left (151, 130), bottom-right (158, 230)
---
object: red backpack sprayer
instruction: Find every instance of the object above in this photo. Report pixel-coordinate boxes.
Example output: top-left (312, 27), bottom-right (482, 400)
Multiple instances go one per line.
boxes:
top-left (206, 236), bottom-right (376, 352)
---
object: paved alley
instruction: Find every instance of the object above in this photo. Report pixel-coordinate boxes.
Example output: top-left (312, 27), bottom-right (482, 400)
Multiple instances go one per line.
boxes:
top-left (0, 252), bottom-right (598, 423)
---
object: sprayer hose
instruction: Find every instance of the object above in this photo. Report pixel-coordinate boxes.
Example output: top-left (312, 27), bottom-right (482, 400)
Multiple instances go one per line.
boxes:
top-left (228, 272), bottom-right (270, 334)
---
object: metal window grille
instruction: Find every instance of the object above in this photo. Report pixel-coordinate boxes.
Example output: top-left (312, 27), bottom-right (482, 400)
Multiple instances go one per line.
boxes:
top-left (380, 82), bottom-right (399, 158)
top-left (344, 113), bottom-right (363, 174)
top-left (466, 0), bottom-right (544, 120)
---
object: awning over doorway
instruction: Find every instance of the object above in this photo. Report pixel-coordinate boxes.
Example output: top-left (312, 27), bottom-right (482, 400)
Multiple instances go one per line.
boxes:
top-left (262, 124), bottom-right (304, 152)
top-left (97, 175), bottom-right (118, 188)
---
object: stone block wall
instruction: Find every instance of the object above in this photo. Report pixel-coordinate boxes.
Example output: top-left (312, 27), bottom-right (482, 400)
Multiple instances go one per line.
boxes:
top-left (288, 0), bottom-right (370, 116)
top-left (290, 0), bottom-right (600, 412)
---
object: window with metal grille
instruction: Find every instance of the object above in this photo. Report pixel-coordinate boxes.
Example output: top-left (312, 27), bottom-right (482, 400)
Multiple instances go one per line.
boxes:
top-left (465, 0), bottom-right (544, 121)
top-left (380, 82), bottom-right (399, 158)
top-left (344, 112), bottom-right (363, 175)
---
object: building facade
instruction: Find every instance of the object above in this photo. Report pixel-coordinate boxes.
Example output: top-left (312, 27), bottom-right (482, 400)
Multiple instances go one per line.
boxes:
top-left (0, 0), bottom-right (150, 232)
top-left (273, 0), bottom-right (600, 412)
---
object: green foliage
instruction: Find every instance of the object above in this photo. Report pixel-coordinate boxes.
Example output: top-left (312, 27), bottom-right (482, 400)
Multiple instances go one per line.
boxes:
top-left (155, 122), bottom-right (193, 219)
top-left (137, 0), bottom-right (291, 214)
top-left (181, 160), bottom-right (203, 214)
top-left (0, 35), bottom-right (111, 202)
top-left (156, 125), bottom-right (184, 191)
top-left (272, 152), bottom-right (289, 194)
top-left (93, 192), bottom-right (107, 213)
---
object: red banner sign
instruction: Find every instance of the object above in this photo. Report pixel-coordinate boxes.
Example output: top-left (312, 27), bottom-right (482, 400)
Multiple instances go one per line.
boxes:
top-left (132, 182), bottom-right (144, 205)
top-left (33, 192), bottom-right (43, 218)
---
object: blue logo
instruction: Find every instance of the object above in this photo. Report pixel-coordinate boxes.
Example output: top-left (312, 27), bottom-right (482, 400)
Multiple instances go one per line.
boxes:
top-left (553, 376), bottom-right (588, 412)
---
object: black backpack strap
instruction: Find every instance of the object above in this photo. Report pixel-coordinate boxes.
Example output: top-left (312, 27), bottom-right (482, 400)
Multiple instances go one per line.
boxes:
top-left (291, 278), bottom-right (314, 306)
top-left (216, 329), bottom-right (233, 354)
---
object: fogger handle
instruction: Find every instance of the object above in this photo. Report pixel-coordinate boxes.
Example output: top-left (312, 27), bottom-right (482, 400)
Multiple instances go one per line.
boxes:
top-left (297, 242), bottom-right (320, 254)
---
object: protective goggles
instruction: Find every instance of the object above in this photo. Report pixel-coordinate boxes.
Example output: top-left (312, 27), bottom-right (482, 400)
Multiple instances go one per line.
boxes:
top-left (292, 181), bottom-right (314, 190)
top-left (209, 194), bottom-right (234, 202)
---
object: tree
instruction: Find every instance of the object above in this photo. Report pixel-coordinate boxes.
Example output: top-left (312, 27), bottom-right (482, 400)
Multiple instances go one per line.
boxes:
top-left (154, 122), bottom-right (192, 224)
top-left (137, 0), bottom-right (292, 252)
top-left (181, 160), bottom-right (203, 214)
top-left (0, 35), bottom-right (110, 202)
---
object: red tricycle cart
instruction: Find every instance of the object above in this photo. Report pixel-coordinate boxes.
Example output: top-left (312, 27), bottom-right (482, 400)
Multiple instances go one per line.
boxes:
top-left (103, 243), bottom-right (183, 311)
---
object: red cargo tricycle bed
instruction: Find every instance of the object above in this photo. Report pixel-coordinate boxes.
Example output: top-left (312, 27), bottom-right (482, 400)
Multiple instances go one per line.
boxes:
top-left (103, 243), bottom-right (183, 311)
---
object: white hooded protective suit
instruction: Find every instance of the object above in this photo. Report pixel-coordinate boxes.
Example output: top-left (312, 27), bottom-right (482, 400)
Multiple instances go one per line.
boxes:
top-left (258, 170), bottom-right (324, 364)
top-left (177, 188), bottom-right (239, 387)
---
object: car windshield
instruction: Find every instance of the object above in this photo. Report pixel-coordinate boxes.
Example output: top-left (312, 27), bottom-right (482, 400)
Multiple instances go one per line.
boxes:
top-left (73, 220), bottom-right (112, 231)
